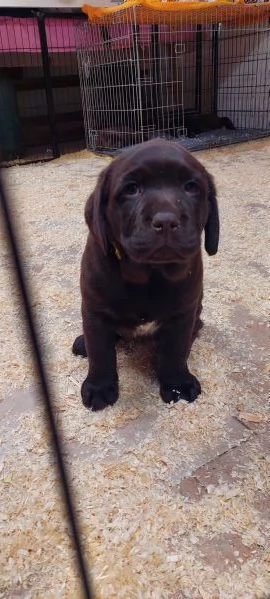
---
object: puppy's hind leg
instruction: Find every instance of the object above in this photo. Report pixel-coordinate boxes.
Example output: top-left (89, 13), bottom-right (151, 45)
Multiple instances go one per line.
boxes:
top-left (72, 332), bottom-right (122, 358)
top-left (72, 334), bottom-right (87, 357)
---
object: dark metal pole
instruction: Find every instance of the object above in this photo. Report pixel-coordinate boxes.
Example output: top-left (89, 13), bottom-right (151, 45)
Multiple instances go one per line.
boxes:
top-left (212, 23), bottom-right (220, 115)
top-left (36, 11), bottom-right (60, 158)
top-left (195, 24), bottom-right (202, 114)
top-left (151, 24), bottom-right (160, 129)
top-left (133, 25), bottom-right (144, 141)
top-left (0, 172), bottom-right (93, 599)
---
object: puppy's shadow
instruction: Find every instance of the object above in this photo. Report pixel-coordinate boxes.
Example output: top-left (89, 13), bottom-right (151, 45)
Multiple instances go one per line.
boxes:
top-left (117, 336), bottom-right (156, 382)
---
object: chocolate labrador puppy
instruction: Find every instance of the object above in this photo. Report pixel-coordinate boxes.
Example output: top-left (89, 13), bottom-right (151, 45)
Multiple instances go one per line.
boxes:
top-left (72, 139), bottom-right (219, 411)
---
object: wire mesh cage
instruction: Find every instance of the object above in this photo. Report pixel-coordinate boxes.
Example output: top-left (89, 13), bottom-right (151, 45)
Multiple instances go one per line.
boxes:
top-left (0, 9), bottom-right (85, 166)
top-left (76, 1), bottom-right (270, 154)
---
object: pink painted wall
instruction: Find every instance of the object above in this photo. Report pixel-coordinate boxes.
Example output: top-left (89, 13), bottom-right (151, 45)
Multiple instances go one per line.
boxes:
top-left (0, 17), bottom-right (79, 53)
top-left (0, 17), bottom-right (196, 53)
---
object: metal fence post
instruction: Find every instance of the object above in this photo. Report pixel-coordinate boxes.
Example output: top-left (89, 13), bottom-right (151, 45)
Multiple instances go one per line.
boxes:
top-left (36, 11), bottom-right (60, 159)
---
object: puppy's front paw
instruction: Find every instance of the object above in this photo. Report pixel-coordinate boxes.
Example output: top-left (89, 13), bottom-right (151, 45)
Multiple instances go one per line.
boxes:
top-left (160, 373), bottom-right (201, 404)
top-left (81, 376), bottom-right (119, 411)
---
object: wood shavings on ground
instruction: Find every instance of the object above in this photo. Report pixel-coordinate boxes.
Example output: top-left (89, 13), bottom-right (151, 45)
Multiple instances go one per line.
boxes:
top-left (238, 412), bottom-right (265, 424)
top-left (0, 139), bottom-right (270, 599)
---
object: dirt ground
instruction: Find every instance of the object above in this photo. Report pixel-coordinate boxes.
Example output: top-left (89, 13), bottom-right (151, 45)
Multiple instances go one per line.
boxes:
top-left (0, 138), bottom-right (269, 599)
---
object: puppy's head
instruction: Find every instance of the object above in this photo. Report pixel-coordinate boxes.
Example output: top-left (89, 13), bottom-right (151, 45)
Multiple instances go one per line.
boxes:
top-left (85, 139), bottom-right (219, 264)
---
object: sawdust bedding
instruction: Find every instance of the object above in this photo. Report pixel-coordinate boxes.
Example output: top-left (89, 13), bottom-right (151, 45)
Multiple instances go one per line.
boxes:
top-left (0, 139), bottom-right (269, 598)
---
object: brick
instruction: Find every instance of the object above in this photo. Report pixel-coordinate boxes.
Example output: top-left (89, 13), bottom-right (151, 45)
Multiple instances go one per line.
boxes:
top-left (173, 476), bottom-right (206, 501)
top-left (168, 591), bottom-right (193, 599)
top-left (194, 444), bottom-right (249, 487)
top-left (237, 419), bottom-right (270, 439)
top-left (253, 492), bottom-right (270, 522)
top-left (192, 427), bottom-right (269, 489)
top-left (116, 410), bottom-right (158, 444)
top-left (169, 417), bottom-right (252, 486)
top-left (0, 386), bottom-right (40, 421)
top-left (198, 532), bottom-right (260, 572)
top-left (63, 410), bottom-right (158, 461)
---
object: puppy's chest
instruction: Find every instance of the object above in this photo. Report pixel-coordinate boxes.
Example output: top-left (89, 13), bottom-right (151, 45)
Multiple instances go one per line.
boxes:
top-left (116, 295), bottom-right (161, 338)
top-left (133, 318), bottom-right (159, 337)
top-left (118, 318), bottom-right (159, 340)
top-left (115, 282), bottom-right (175, 338)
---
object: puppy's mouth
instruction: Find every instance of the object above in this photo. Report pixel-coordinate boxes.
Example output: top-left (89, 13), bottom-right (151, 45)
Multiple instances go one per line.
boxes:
top-left (145, 246), bottom-right (182, 263)
top-left (126, 243), bottom-right (196, 264)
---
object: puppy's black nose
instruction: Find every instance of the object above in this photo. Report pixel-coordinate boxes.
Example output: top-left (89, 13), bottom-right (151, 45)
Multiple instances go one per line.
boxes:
top-left (152, 212), bottom-right (179, 232)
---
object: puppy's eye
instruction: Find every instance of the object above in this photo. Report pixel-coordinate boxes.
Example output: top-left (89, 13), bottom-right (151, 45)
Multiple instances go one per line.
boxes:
top-left (184, 181), bottom-right (200, 194)
top-left (124, 183), bottom-right (140, 196)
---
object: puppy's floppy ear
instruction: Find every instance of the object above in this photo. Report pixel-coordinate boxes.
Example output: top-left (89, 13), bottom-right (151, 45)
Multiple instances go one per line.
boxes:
top-left (204, 173), bottom-right (219, 256)
top-left (84, 164), bottom-right (111, 254)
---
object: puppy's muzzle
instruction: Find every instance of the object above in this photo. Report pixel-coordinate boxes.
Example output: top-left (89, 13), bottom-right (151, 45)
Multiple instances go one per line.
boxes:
top-left (151, 211), bottom-right (180, 233)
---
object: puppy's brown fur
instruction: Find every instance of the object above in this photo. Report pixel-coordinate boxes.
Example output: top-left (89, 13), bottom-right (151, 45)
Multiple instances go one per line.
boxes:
top-left (73, 139), bottom-right (219, 410)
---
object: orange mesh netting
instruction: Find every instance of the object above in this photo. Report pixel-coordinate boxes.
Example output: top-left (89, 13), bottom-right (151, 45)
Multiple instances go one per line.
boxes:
top-left (82, 0), bottom-right (270, 27)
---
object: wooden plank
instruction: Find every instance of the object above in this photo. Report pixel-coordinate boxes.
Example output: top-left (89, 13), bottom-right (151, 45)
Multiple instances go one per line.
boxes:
top-left (15, 74), bottom-right (80, 91)
top-left (21, 110), bottom-right (83, 125)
